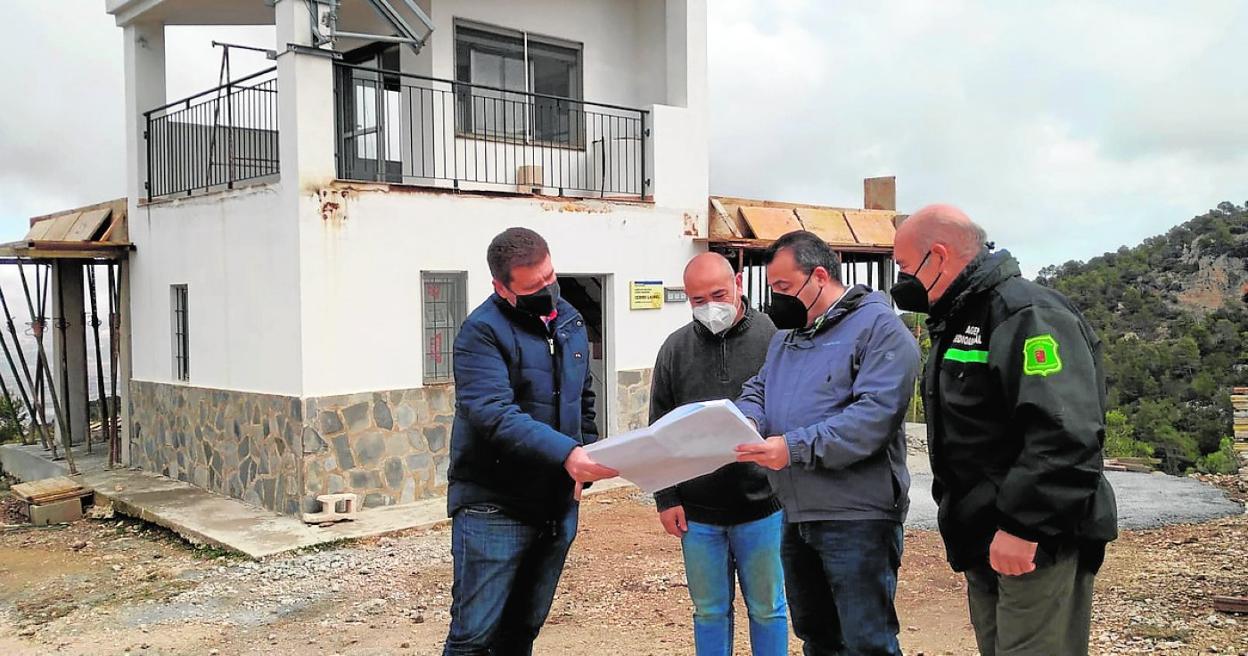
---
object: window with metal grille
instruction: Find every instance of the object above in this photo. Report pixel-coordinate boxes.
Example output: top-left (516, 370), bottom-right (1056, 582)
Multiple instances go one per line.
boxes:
top-left (422, 272), bottom-right (467, 384)
top-left (170, 285), bottom-right (189, 381)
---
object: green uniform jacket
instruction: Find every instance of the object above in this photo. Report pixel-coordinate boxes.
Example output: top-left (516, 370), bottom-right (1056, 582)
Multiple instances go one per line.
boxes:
top-left (923, 249), bottom-right (1118, 573)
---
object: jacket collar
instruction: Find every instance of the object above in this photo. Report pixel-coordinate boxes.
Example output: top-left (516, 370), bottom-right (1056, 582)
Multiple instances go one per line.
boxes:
top-left (789, 284), bottom-right (872, 341)
top-left (926, 249), bottom-right (1021, 331)
top-left (492, 293), bottom-right (583, 333)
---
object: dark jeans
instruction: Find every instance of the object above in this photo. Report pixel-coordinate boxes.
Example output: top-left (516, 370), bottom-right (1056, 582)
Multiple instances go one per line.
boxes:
top-left (443, 504), bottom-right (578, 656)
top-left (964, 547), bottom-right (1095, 656)
top-left (782, 519), bottom-right (904, 656)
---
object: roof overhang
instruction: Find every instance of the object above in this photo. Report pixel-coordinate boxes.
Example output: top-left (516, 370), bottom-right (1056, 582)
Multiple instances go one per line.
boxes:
top-left (107, 0), bottom-right (275, 27)
top-left (0, 199), bottom-right (132, 261)
top-left (706, 196), bottom-right (901, 256)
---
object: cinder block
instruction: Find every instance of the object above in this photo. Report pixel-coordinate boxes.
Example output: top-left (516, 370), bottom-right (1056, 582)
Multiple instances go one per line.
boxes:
top-left (28, 498), bottom-right (83, 526)
top-left (302, 493), bottom-right (359, 524)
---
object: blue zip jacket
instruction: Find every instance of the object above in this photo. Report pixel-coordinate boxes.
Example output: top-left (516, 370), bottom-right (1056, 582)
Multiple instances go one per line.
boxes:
top-left (447, 294), bottom-right (598, 524)
top-left (736, 286), bottom-right (919, 523)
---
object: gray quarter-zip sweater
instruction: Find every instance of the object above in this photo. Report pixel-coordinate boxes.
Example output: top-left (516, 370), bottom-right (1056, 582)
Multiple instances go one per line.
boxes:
top-left (651, 304), bottom-right (782, 525)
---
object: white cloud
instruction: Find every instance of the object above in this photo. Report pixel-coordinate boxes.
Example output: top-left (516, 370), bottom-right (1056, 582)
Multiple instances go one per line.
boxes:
top-left (0, 0), bottom-right (1245, 279)
top-left (707, 0), bottom-right (1248, 274)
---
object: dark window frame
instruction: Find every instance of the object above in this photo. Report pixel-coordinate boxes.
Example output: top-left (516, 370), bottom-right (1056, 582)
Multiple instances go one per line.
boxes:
top-left (171, 284), bottom-right (189, 382)
top-left (453, 19), bottom-right (585, 149)
top-left (422, 271), bottom-right (468, 385)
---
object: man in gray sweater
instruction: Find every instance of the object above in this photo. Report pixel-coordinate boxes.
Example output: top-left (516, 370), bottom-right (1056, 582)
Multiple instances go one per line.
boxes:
top-left (651, 252), bottom-right (787, 655)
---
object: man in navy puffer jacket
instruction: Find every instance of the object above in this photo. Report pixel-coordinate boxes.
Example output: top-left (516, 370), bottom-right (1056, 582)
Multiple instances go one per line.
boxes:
top-left (443, 227), bottom-right (617, 655)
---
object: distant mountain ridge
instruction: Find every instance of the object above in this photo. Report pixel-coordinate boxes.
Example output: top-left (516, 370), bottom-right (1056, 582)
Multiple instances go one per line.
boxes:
top-left (1036, 201), bottom-right (1248, 473)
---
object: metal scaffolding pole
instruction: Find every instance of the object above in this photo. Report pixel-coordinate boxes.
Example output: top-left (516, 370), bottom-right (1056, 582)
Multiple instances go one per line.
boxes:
top-left (0, 276), bottom-right (48, 450)
top-left (19, 261), bottom-right (75, 474)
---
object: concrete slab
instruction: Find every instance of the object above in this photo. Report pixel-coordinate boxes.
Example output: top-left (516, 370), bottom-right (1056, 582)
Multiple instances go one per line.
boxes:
top-left (7, 439), bottom-right (637, 559)
top-left (0, 442), bottom-right (109, 481)
top-left (69, 466), bottom-right (636, 560)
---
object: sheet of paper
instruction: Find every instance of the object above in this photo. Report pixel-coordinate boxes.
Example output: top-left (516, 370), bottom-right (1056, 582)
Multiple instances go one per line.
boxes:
top-left (585, 399), bottom-right (763, 493)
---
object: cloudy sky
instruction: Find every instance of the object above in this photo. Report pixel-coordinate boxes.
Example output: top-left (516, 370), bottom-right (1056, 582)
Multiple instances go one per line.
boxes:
top-left (1, 0), bottom-right (1246, 276)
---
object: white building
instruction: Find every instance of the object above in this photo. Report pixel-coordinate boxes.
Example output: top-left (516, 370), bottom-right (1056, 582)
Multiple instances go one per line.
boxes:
top-left (108, 0), bottom-right (711, 514)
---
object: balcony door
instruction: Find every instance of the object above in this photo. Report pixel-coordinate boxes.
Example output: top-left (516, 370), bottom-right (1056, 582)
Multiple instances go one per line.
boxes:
top-left (338, 44), bottom-right (403, 182)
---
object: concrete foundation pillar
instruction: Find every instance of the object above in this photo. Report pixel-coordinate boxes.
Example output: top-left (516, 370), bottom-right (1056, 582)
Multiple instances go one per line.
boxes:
top-left (51, 262), bottom-right (89, 448)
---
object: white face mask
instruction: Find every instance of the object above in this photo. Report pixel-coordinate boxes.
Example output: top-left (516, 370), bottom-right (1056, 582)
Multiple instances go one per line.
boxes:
top-left (692, 301), bottom-right (738, 335)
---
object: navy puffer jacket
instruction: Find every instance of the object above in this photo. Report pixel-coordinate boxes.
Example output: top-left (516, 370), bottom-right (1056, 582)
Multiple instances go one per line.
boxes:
top-left (447, 294), bottom-right (598, 524)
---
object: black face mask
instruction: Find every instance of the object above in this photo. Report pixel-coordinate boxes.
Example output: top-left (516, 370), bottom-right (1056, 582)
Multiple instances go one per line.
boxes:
top-left (890, 251), bottom-right (942, 313)
top-left (767, 271), bottom-right (824, 330)
top-left (512, 281), bottom-right (561, 317)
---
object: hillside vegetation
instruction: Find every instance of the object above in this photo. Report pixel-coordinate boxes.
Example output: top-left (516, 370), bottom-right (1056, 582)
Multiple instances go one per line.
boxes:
top-left (908, 201), bottom-right (1248, 474)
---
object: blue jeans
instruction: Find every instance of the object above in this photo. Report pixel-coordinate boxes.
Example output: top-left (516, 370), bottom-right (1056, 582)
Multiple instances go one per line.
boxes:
top-left (443, 504), bottom-right (578, 656)
top-left (782, 519), bottom-right (904, 656)
top-left (681, 510), bottom-right (788, 656)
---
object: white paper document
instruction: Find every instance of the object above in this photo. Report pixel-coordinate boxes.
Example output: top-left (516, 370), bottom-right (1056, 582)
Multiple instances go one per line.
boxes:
top-left (584, 399), bottom-right (763, 493)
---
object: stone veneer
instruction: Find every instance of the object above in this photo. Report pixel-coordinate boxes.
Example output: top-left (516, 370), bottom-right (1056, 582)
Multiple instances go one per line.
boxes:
top-left (301, 386), bottom-right (453, 512)
top-left (615, 368), bottom-right (653, 433)
top-left (130, 374), bottom-right (647, 516)
top-left (129, 380), bottom-right (305, 515)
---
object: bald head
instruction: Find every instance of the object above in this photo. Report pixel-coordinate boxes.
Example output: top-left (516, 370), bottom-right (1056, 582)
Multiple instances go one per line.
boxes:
top-left (893, 204), bottom-right (989, 307)
top-left (897, 204), bottom-right (987, 259)
top-left (684, 252), bottom-right (744, 320)
top-left (685, 252), bottom-right (735, 281)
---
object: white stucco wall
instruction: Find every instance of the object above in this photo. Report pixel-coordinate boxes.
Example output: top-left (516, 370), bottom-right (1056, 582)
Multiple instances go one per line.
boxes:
top-left (127, 185), bottom-right (303, 394)
top-left (297, 188), bottom-right (701, 398)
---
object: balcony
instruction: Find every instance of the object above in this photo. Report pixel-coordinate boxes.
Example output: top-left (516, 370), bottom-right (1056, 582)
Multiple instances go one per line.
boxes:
top-left (334, 63), bottom-right (650, 199)
top-left (143, 68), bottom-right (279, 200)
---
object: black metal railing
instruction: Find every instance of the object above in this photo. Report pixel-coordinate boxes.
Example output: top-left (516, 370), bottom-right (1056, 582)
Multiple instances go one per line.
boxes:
top-left (334, 63), bottom-right (649, 198)
top-left (144, 67), bottom-right (279, 200)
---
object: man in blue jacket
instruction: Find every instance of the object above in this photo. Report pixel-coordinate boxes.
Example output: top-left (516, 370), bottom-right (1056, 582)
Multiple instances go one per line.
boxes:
top-left (443, 227), bottom-right (617, 655)
top-left (736, 230), bottom-right (920, 655)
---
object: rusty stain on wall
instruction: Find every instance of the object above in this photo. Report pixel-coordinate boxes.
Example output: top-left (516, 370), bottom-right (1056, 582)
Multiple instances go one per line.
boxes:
top-left (682, 212), bottom-right (700, 236)
top-left (540, 200), bottom-right (612, 214)
top-left (318, 188), bottom-right (348, 226)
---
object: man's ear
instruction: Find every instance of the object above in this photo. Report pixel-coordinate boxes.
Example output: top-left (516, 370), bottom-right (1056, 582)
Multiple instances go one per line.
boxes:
top-left (930, 243), bottom-right (951, 269)
top-left (492, 279), bottom-right (511, 302)
top-left (813, 266), bottom-right (833, 285)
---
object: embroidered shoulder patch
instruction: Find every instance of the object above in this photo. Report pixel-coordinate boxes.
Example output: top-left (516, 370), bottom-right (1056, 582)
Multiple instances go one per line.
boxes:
top-left (1023, 334), bottom-right (1062, 377)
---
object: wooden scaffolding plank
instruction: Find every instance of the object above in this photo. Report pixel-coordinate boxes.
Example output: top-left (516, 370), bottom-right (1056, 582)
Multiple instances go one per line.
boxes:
top-left (63, 208), bottom-right (113, 242)
top-left (739, 206), bottom-right (803, 240)
top-left (11, 477), bottom-right (87, 504)
top-left (37, 212), bottom-right (84, 242)
top-left (844, 209), bottom-right (897, 247)
top-left (795, 208), bottom-right (857, 245)
top-left (709, 198), bottom-right (744, 239)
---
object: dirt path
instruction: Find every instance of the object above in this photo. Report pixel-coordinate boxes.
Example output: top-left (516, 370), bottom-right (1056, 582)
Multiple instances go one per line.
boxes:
top-left (1, 487), bottom-right (1245, 655)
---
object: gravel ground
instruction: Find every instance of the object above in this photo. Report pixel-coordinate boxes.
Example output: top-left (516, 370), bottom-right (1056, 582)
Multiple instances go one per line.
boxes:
top-left (3, 483), bottom-right (1248, 655)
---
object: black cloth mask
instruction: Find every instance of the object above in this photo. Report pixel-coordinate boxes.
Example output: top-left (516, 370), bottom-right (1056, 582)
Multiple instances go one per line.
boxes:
top-left (890, 251), bottom-right (941, 313)
top-left (513, 281), bottom-right (561, 317)
top-left (767, 271), bottom-right (823, 330)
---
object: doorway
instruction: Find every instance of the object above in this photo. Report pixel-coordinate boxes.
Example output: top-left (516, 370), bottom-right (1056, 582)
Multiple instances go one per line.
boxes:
top-left (557, 275), bottom-right (608, 439)
top-left (337, 43), bottom-right (404, 183)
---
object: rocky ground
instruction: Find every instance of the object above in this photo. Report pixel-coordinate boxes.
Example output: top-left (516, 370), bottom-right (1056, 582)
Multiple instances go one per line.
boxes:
top-left (0, 481), bottom-right (1245, 655)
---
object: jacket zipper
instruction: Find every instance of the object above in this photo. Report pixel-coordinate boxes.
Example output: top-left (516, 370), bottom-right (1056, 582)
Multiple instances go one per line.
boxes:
top-left (719, 336), bottom-right (729, 382)
top-left (548, 331), bottom-right (562, 430)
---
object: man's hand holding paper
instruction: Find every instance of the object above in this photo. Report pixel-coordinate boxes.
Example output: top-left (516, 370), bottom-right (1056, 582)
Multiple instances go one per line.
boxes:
top-left (583, 399), bottom-right (764, 493)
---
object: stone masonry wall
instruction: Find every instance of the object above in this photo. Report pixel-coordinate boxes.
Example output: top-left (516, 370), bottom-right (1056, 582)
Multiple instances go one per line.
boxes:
top-left (129, 380), bottom-right (304, 515)
top-left (301, 386), bottom-right (454, 512)
top-left (615, 368), bottom-right (653, 433)
top-left (132, 374), bottom-right (644, 516)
